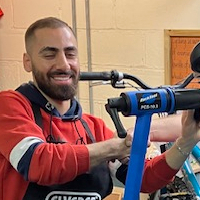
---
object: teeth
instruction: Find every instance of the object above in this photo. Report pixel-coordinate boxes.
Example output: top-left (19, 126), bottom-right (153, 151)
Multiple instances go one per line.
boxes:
top-left (54, 77), bottom-right (70, 81)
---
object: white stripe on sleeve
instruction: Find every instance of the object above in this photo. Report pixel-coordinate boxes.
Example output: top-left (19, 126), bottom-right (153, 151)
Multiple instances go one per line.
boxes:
top-left (9, 136), bottom-right (44, 170)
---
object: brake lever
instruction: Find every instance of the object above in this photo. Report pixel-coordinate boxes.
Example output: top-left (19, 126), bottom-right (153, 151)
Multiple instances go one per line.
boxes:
top-left (105, 103), bottom-right (127, 138)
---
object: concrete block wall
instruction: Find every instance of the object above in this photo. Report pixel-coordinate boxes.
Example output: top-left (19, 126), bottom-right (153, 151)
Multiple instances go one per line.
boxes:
top-left (1, 0), bottom-right (200, 199)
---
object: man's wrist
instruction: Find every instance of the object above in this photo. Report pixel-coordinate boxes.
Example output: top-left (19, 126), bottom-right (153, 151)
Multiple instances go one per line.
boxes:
top-left (174, 137), bottom-right (197, 157)
top-left (175, 138), bottom-right (191, 156)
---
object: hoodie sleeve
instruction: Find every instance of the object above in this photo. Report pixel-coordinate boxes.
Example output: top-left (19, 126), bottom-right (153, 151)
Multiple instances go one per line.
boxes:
top-left (0, 91), bottom-right (90, 185)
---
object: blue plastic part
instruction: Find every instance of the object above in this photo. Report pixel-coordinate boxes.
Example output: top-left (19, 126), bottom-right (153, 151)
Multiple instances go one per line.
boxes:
top-left (124, 114), bottom-right (152, 200)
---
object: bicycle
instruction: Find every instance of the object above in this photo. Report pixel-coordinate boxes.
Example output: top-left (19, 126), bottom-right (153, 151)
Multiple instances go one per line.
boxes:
top-left (79, 42), bottom-right (200, 200)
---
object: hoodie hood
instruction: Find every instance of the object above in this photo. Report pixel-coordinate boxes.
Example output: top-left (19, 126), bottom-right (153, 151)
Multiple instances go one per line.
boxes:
top-left (16, 81), bottom-right (82, 121)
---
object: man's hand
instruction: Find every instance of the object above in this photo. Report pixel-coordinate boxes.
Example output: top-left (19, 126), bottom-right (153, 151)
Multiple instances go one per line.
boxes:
top-left (165, 109), bottom-right (200, 170)
top-left (181, 109), bottom-right (200, 143)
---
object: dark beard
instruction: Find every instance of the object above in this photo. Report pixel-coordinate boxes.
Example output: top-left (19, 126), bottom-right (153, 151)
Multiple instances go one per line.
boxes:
top-left (33, 69), bottom-right (78, 101)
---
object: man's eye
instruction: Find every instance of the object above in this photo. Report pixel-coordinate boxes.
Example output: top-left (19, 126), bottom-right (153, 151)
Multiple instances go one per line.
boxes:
top-left (44, 54), bottom-right (55, 59)
top-left (68, 54), bottom-right (75, 57)
top-left (66, 53), bottom-right (76, 58)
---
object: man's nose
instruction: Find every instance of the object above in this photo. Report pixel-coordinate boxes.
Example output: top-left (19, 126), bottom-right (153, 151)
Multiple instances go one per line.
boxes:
top-left (56, 53), bottom-right (70, 70)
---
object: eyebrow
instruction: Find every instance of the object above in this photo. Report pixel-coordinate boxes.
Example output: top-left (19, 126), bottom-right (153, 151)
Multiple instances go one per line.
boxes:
top-left (39, 46), bottom-right (78, 54)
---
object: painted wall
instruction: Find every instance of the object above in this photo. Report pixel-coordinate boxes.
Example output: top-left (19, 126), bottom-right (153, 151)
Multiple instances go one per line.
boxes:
top-left (1, 0), bottom-right (200, 199)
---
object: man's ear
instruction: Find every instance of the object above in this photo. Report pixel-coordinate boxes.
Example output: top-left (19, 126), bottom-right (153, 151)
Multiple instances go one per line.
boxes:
top-left (23, 53), bottom-right (32, 72)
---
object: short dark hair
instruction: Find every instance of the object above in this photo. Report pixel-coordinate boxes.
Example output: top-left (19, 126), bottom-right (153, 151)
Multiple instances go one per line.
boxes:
top-left (25, 17), bottom-right (75, 53)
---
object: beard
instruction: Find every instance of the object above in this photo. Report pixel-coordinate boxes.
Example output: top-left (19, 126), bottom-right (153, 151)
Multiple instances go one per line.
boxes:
top-left (32, 67), bottom-right (79, 101)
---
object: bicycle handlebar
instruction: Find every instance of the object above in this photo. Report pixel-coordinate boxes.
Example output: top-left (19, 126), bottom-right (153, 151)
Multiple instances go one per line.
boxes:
top-left (80, 70), bottom-right (154, 89)
top-left (79, 71), bottom-right (122, 81)
top-left (80, 70), bottom-right (194, 89)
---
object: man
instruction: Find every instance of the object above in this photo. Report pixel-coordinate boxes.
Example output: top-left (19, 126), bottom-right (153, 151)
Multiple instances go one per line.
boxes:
top-left (0, 17), bottom-right (199, 200)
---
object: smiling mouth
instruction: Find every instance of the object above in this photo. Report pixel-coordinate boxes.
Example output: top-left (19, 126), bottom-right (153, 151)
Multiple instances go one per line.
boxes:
top-left (50, 74), bottom-right (73, 85)
top-left (49, 70), bottom-right (75, 84)
top-left (53, 76), bottom-right (72, 81)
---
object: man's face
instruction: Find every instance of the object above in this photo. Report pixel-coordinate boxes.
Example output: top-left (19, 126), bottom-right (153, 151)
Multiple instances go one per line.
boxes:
top-left (25, 27), bottom-right (80, 101)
